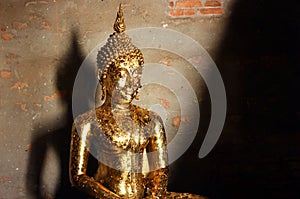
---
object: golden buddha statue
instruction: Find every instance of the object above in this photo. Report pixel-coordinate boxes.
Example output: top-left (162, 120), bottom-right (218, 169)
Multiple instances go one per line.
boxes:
top-left (69, 4), bottom-right (206, 199)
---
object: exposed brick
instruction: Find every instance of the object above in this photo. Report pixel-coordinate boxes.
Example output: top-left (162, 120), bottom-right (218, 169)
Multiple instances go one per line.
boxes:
top-left (41, 21), bottom-right (51, 30)
top-left (199, 7), bottom-right (223, 15)
top-left (11, 82), bottom-right (29, 89)
top-left (1, 25), bottom-right (6, 32)
top-left (176, 0), bottom-right (202, 8)
top-left (185, 9), bottom-right (196, 16)
top-left (44, 91), bottom-right (63, 101)
top-left (169, 1), bottom-right (175, 7)
top-left (1, 33), bottom-right (13, 41)
top-left (169, 9), bottom-right (196, 17)
top-left (169, 9), bottom-right (184, 17)
top-left (12, 22), bottom-right (28, 30)
top-left (205, 0), bottom-right (222, 7)
top-left (168, 0), bottom-right (224, 18)
top-left (0, 70), bottom-right (12, 79)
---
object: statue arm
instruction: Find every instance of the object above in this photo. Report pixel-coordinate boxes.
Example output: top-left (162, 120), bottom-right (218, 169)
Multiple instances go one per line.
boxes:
top-left (69, 123), bottom-right (120, 199)
top-left (145, 116), bottom-right (169, 198)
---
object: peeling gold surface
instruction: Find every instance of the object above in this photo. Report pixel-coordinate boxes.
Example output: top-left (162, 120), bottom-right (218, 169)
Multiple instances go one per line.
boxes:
top-left (69, 4), bottom-right (206, 199)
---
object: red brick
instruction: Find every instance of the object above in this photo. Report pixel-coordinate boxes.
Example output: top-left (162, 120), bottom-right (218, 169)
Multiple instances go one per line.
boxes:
top-left (1, 33), bottom-right (13, 40)
top-left (44, 91), bottom-right (63, 101)
top-left (199, 7), bottom-right (223, 15)
top-left (161, 98), bottom-right (170, 109)
top-left (0, 177), bottom-right (11, 183)
top-left (11, 82), bottom-right (29, 89)
top-left (160, 57), bottom-right (172, 66)
top-left (169, 1), bottom-right (175, 7)
top-left (41, 21), bottom-right (51, 30)
top-left (205, 0), bottom-right (222, 7)
top-left (12, 22), bottom-right (28, 30)
top-left (169, 9), bottom-right (184, 17)
top-left (0, 70), bottom-right (12, 79)
top-left (1, 25), bottom-right (6, 32)
top-left (176, 0), bottom-right (202, 8)
top-left (172, 116), bottom-right (181, 126)
top-left (185, 9), bottom-right (196, 16)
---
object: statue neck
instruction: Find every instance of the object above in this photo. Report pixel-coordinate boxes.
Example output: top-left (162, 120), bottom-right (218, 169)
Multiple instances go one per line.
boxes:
top-left (102, 95), bottom-right (132, 116)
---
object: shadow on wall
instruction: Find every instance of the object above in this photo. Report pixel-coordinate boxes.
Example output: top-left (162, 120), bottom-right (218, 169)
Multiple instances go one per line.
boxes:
top-left (216, 0), bottom-right (300, 135)
top-left (169, 0), bottom-right (300, 199)
top-left (26, 30), bottom-right (95, 199)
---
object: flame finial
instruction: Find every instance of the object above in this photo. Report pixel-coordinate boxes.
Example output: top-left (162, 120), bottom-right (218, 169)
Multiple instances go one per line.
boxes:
top-left (114, 3), bottom-right (126, 33)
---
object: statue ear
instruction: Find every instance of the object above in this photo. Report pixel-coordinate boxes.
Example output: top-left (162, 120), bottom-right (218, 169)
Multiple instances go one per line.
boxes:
top-left (97, 68), bottom-right (106, 101)
top-left (101, 85), bottom-right (106, 101)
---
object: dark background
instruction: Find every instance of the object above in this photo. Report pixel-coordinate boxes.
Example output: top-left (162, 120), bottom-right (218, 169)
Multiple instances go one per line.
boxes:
top-left (169, 0), bottom-right (300, 198)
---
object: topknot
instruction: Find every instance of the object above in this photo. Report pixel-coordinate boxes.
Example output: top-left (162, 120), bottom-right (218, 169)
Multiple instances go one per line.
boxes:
top-left (96, 4), bottom-right (144, 79)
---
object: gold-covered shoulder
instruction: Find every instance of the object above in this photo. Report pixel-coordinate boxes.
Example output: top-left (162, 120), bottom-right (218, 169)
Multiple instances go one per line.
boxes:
top-left (73, 108), bottom-right (102, 129)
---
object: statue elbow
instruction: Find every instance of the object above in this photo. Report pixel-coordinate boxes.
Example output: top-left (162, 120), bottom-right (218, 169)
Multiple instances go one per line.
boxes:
top-left (69, 172), bottom-right (82, 187)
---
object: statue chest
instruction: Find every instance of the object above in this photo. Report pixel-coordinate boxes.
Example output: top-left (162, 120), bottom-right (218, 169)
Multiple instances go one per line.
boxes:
top-left (85, 120), bottom-right (150, 171)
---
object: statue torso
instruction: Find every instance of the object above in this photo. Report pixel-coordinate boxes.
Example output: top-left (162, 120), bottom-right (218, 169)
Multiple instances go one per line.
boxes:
top-left (73, 105), bottom-right (157, 198)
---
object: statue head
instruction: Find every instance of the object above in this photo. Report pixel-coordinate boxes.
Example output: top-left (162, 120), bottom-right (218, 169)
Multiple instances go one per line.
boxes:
top-left (97, 4), bottom-right (144, 104)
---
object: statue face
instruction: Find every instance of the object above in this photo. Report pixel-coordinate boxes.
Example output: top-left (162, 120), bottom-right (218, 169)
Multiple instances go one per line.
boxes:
top-left (112, 56), bottom-right (143, 102)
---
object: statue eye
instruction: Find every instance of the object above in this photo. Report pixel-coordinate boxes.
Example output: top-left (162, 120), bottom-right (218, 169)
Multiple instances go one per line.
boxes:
top-left (117, 71), bottom-right (123, 78)
top-left (117, 72), bottom-right (127, 87)
top-left (130, 59), bottom-right (140, 69)
top-left (119, 69), bottom-right (127, 77)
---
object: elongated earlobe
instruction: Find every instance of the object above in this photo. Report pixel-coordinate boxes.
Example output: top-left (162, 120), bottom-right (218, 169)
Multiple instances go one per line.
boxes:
top-left (97, 68), bottom-right (106, 101)
top-left (101, 85), bottom-right (106, 101)
top-left (97, 69), bottom-right (102, 81)
top-left (95, 82), bottom-right (102, 108)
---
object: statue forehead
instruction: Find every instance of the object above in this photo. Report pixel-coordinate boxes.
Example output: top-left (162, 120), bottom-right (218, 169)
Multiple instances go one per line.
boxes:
top-left (116, 55), bottom-right (142, 71)
top-left (101, 54), bottom-right (143, 83)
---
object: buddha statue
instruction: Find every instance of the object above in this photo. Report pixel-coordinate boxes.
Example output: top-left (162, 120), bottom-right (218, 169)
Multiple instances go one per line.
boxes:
top-left (69, 4), bottom-right (206, 199)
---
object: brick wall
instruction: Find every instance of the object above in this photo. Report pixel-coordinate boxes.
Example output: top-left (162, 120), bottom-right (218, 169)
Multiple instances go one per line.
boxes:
top-left (168, 0), bottom-right (223, 17)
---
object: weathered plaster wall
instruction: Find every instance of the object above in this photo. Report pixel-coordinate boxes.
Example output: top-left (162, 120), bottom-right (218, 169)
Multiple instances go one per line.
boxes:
top-left (0, 0), bottom-right (299, 198)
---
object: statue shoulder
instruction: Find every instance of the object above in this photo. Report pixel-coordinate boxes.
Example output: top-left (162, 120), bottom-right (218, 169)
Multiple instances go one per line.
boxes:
top-left (73, 107), bottom-right (105, 129)
top-left (130, 105), bottom-right (164, 126)
top-left (148, 111), bottom-right (164, 126)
